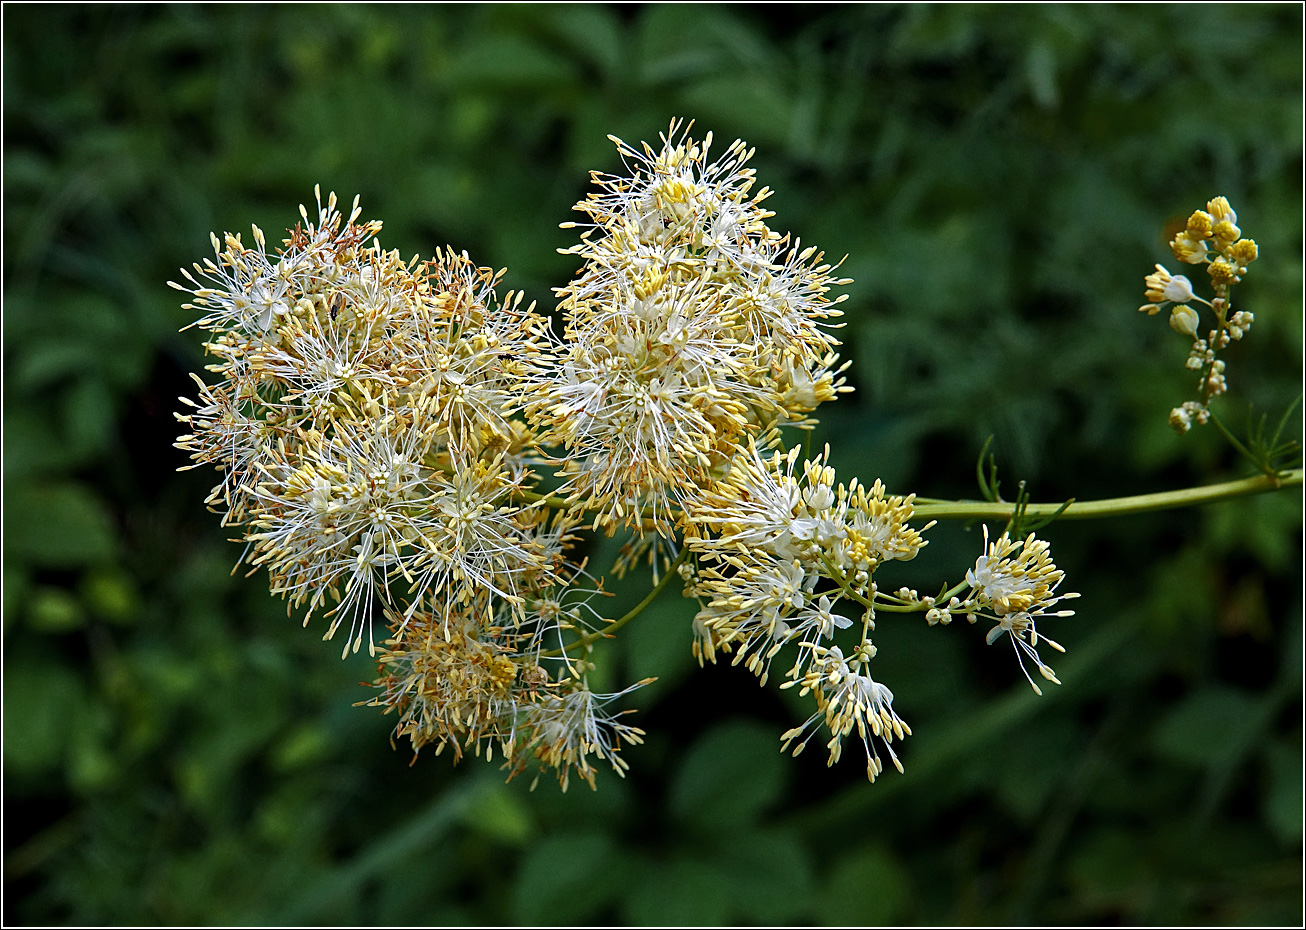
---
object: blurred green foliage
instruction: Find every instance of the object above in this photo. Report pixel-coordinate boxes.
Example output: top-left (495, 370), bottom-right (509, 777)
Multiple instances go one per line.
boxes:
top-left (4, 4), bottom-right (1301, 925)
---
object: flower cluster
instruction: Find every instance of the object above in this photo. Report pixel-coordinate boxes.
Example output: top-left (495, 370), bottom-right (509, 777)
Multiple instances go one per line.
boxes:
top-left (781, 642), bottom-right (911, 782)
top-left (682, 442), bottom-right (931, 779)
top-left (176, 127), bottom-right (1082, 789)
top-left (174, 189), bottom-right (646, 788)
top-left (1137, 196), bottom-right (1258, 433)
top-left (942, 527), bottom-right (1079, 695)
top-left (527, 120), bottom-right (850, 533)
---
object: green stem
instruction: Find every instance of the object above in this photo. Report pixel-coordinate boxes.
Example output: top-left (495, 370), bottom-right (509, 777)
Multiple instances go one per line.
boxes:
top-left (540, 547), bottom-right (691, 658)
top-left (818, 552), bottom-right (876, 610)
top-left (912, 469), bottom-right (1301, 522)
top-left (494, 451), bottom-right (1298, 529)
top-left (1208, 411), bottom-right (1272, 478)
top-left (872, 601), bottom-right (929, 614)
top-left (516, 487), bottom-right (574, 510)
top-left (873, 578), bottom-right (972, 613)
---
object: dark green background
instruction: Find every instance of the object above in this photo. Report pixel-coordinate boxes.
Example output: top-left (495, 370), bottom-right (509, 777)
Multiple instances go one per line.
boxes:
top-left (5, 4), bottom-right (1302, 925)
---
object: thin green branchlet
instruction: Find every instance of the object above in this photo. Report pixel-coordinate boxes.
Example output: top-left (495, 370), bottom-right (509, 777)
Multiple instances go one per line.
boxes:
top-left (173, 121), bottom-right (1297, 790)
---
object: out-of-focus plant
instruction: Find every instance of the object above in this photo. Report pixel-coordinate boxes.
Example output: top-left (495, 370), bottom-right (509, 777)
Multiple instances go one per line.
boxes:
top-left (173, 124), bottom-right (1301, 790)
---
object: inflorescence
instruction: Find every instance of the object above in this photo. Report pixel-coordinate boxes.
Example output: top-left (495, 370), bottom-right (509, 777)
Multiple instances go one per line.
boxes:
top-left (175, 121), bottom-right (1081, 789)
top-left (1138, 196), bottom-right (1258, 434)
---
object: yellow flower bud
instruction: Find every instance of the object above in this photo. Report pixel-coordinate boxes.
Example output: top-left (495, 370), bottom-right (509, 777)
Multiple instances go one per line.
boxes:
top-left (1230, 238), bottom-right (1258, 264)
top-left (1212, 219), bottom-right (1240, 243)
top-left (1206, 196), bottom-right (1237, 225)
top-left (1186, 210), bottom-right (1214, 240)
top-left (1208, 259), bottom-right (1237, 285)
top-left (1170, 231), bottom-right (1208, 265)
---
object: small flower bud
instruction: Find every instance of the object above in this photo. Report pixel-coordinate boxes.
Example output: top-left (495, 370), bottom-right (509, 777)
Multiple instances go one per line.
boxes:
top-left (1212, 219), bottom-right (1240, 243)
top-left (1170, 231), bottom-right (1209, 265)
top-left (1230, 238), bottom-right (1258, 264)
top-left (1169, 304), bottom-right (1200, 337)
top-left (1208, 259), bottom-right (1237, 285)
top-left (1186, 210), bottom-right (1214, 239)
top-left (1206, 196), bottom-right (1237, 225)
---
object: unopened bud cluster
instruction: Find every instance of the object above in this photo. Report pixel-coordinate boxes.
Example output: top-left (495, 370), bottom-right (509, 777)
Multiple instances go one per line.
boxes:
top-left (1138, 196), bottom-right (1258, 433)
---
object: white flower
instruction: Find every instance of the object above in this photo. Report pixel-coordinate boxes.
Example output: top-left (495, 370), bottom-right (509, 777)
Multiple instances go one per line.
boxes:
top-left (686, 443), bottom-right (842, 563)
top-left (781, 642), bottom-right (910, 782)
top-left (1163, 274), bottom-right (1195, 303)
top-left (508, 679), bottom-right (652, 791)
top-left (692, 554), bottom-right (815, 684)
top-left (536, 121), bottom-right (850, 533)
top-left (963, 526), bottom-right (1077, 694)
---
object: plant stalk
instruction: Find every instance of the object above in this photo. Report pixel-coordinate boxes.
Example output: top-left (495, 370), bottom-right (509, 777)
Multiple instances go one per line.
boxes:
top-left (913, 469), bottom-right (1302, 522)
top-left (540, 547), bottom-right (691, 657)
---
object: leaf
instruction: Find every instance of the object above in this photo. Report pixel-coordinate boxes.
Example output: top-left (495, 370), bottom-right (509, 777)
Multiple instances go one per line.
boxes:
top-left (3, 565), bottom-right (29, 634)
top-left (679, 73), bottom-right (793, 145)
top-left (1153, 685), bottom-right (1268, 768)
top-left (26, 586), bottom-right (87, 633)
top-left (61, 376), bottom-right (117, 462)
top-left (668, 719), bottom-right (787, 830)
top-left (816, 844), bottom-right (910, 925)
top-left (724, 829), bottom-right (814, 923)
top-left (460, 784), bottom-right (535, 846)
top-left (1206, 494), bottom-right (1301, 572)
top-left (4, 481), bottom-right (116, 568)
top-left (2, 654), bottom-right (85, 777)
top-left (1, 409), bottom-right (79, 479)
top-left (79, 568), bottom-right (139, 625)
top-left (622, 854), bottom-right (732, 926)
top-left (68, 698), bottom-right (118, 794)
top-left (444, 32), bottom-right (578, 93)
top-left (512, 832), bottom-right (621, 925)
top-left (1261, 741), bottom-right (1303, 843)
top-left (523, 4), bottom-right (624, 79)
top-left (1065, 827), bottom-right (1151, 914)
top-left (270, 723), bottom-right (331, 773)
top-left (636, 3), bottom-right (770, 84)
top-left (1025, 40), bottom-right (1059, 109)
